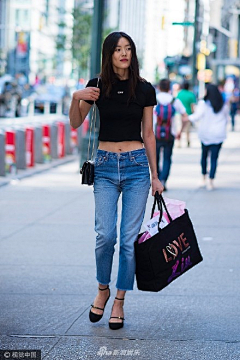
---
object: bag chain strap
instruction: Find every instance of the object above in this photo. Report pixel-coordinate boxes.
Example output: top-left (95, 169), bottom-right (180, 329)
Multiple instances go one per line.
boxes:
top-left (87, 77), bottom-right (100, 161)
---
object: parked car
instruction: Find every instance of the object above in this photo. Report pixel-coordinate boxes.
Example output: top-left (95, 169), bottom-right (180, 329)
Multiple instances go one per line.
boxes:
top-left (34, 84), bottom-right (69, 114)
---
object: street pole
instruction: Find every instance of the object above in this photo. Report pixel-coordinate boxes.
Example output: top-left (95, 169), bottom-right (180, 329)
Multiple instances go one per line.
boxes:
top-left (192, 0), bottom-right (199, 90)
top-left (90, 0), bottom-right (104, 78)
top-left (80, 0), bottom-right (104, 167)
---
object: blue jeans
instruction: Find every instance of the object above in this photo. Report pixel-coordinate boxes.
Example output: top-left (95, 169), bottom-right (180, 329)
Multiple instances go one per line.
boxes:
top-left (201, 143), bottom-right (222, 179)
top-left (156, 139), bottom-right (174, 182)
top-left (230, 103), bottom-right (237, 130)
top-left (93, 148), bottom-right (150, 291)
top-left (231, 113), bottom-right (236, 130)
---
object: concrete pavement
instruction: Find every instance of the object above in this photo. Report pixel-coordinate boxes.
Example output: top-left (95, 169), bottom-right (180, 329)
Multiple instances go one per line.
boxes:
top-left (0, 120), bottom-right (240, 360)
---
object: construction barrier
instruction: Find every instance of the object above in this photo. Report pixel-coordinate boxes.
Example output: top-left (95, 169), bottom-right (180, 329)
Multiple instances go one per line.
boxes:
top-left (34, 126), bottom-right (44, 164)
top-left (42, 124), bottom-right (51, 162)
top-left (57, 121), bottom-right (65, 158)
top-left (25, 127), bottom-right (34, 167)
top-left (51, 123), bottom-right (58, 160)
top-left (70, 127), bottom-right (78, 152)
top-left (0, 131), bottom-right (5, 176)
top-left (0, 114), bottom-right (83, 177)
top-left (5, 130), bottom-right (16, 174)
top-left (64, 123), bottom-right (71, 155)
top-left (16, 129), bottom-right (26, 170)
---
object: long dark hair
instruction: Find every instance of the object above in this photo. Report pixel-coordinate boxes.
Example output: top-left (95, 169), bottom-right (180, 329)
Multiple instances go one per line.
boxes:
top-left (204, 84), bottom-right (224, 113)
top-left (100, 31), bottom-right (142, 100)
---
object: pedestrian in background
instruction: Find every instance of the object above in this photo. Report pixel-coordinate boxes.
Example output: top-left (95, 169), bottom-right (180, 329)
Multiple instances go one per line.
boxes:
top-left (218, 80), bottom-right (227, 103)
top-left (187, 84), bottom-right (229, 190)
top-left (155, 78), bottom-right (187, 191)
top-left (69, 32), bottom-right (163, 330)
top-left (177, 81), bottom-right (196, 147)
top-left (229, 87), bottom-right (239, 131)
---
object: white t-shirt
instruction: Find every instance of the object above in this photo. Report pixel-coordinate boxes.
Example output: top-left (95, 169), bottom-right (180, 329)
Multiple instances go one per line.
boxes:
top-left (154, 92), bottom-right (186, 137)
top-left (189, 100), bottom-right (229, 145)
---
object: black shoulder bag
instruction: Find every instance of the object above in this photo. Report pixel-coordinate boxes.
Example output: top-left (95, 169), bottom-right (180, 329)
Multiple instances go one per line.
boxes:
top-left (80, 78), bottom-right (99, 185)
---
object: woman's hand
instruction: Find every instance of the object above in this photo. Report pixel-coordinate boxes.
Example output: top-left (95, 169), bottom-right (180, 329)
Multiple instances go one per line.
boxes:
top-left (73, 87), bottom-right (100, 102)
top-left (69, 87), bottom-right (99, 129)
top-left (151, 177), bottom-right (164, 196)
top-left (175, 131), bottom-right (182, 140)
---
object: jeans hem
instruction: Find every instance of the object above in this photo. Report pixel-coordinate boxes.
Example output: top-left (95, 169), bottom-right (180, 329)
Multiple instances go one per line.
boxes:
top-left (116, 285), bottom-right (134, 291)
top-left (96, 278), bottom-right (110, 286)
top-left (116, 288), bottom-right (133, 291)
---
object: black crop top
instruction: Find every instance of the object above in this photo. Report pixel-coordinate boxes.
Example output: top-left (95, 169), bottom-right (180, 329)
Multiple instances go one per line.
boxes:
top-left (84, 78), bottom-right (157, 142)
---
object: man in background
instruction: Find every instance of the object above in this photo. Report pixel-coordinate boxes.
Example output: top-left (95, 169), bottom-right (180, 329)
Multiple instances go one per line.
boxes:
top-left (177, 81), bottom-right (196, 147)
top-left (155, 78), bottom-right (187, 191)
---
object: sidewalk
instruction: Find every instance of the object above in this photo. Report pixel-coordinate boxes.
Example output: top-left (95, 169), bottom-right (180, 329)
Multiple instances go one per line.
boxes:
top-left (0, 120), bottom-right (240, 360)
top-left (0, 154), bottom-right (79, 188)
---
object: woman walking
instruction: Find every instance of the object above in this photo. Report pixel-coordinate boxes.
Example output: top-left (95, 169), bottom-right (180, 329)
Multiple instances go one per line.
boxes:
top-left (229, 87), bottom-right (239, 131)
top-left (69, 32), bottom-right (163, 330)
top-left (188, 84), bottom-right (229, 190)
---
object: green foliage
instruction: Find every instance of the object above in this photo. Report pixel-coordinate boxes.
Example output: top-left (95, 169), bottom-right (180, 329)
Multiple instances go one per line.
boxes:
top-left (55, 6), bottom-right (68, 52)
top-left (58, 21), bottom-right (66, 28)
top-left (154, 66), bottom-right (160, 83)
top-left (55, 6), bottom-right (93, 78)
top-left (56, 34), bottom-right (67, 51)
top-left (102, 27), bottom-right (117, 43)
top-left (72, 7), bottom-right (92, 77)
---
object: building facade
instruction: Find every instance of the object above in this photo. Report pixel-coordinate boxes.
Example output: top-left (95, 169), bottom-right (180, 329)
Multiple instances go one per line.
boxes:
top-left (104, 0), bottom-right (187, 83)
top-left (142, 0), bottom-right (187, 82)
top-left (209, 0), bottom-right (240, 83)
top-left (104, 0), bottom-right (146, 68)
top-left (0, 0), bottom-right (74, 84)
top-left (0, 0), bottom-right (192, 85)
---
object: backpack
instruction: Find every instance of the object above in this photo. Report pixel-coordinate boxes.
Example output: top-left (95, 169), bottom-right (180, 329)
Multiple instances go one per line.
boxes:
top-left (155, 99), bottom-right (175, 141)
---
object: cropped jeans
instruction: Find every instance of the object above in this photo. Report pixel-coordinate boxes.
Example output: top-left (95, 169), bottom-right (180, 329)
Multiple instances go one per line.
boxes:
top-left (93, 148), bottom-right (150, 291)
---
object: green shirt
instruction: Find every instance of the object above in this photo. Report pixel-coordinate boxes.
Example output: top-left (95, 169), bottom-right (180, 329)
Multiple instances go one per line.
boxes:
top-left (177, 89), bottom-right (196, 115)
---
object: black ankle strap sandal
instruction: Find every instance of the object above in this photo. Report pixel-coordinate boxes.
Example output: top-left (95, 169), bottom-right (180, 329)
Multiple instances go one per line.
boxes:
top-left (109, 296), bottom-right (125, 330)
top-left (99, 286), bottom-right (109, 291)
top-left (89, 286), bottom-right (110, 323)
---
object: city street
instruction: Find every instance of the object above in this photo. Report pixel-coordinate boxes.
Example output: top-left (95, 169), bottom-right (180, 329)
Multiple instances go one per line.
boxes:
top-left (0, 121), bottom-right (240, 360)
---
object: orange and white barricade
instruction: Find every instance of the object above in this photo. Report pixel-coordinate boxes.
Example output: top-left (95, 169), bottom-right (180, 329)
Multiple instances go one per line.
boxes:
top-left (5, 130), bottom-right (16, 173)
top-left (57, 122), bottom-right (65, 158)
top-left (25, 127), bottom-right (34, 167)
top-left (42, 124), bottom-right (51, 162)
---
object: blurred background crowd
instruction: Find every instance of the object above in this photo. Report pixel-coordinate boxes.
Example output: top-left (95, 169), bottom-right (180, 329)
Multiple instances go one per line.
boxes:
top-left (0, 0), bottom-right (240, 119)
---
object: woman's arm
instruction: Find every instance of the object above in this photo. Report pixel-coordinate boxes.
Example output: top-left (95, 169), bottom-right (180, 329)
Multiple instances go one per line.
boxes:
top-left (142, 106), bottom-right (164, 196)
top-left (188, 100), bottom-right (205, 123)
top-left (69, 87), bottom-right (100, 129)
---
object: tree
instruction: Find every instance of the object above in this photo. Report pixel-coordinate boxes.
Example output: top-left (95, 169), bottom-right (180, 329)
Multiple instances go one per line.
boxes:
top-left (56, 20), bottom-right (67, 52)
top-left (72, 7), bottom-right (92, 80)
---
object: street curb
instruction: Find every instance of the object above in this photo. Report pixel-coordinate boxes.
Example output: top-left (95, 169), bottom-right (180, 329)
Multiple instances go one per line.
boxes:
top-left (0, 154), bottom-right (79, 188)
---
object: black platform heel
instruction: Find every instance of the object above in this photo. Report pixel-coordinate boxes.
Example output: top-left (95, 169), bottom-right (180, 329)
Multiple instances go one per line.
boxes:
top-left (89, 286), bottom-right (110, 323)
top-left (109, 297), bottom-right (125, 330)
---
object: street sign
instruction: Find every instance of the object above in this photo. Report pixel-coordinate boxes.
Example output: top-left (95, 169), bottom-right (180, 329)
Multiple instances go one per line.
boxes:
top-left (172, 22), bottom-right (194, 26)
